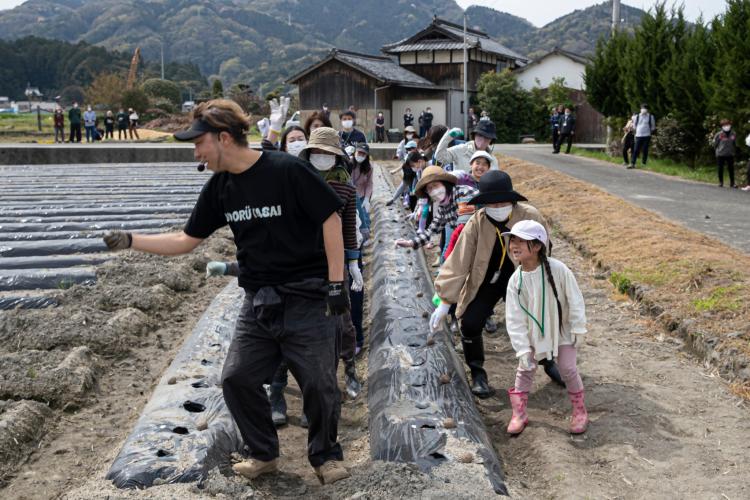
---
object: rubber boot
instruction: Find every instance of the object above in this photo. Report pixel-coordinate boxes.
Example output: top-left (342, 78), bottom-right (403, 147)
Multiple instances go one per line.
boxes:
top-left (344, 359), bottom-right (361, 399)
top-left (507, 388), bottom-right (529, 435)
top-left (462, 336), bottom-right (492, 398)
top-left (539, 358), bottom-right (566, 387)
top-left (484, 317), bottom-right (498, 334)
top-left (568, 390), bottom-right (589, 434)
top-left (269, 384), bottom-right (287, 427)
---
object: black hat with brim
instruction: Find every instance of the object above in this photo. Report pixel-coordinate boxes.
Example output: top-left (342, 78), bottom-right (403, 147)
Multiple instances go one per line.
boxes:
top-left (174, 119), bottom-right (225, 141)
top-left (467, 170), bottom-right (527, 205)
top-left (471, 120), bottom-right (497, 140)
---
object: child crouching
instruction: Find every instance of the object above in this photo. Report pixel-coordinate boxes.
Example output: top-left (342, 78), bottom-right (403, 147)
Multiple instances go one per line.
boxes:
top-left (502, 220), bottom-right (588, 435)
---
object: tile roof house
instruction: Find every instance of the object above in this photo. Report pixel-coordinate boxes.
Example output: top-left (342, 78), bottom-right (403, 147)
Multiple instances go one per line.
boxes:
top-left (287, 17), bottom-right (529, 139)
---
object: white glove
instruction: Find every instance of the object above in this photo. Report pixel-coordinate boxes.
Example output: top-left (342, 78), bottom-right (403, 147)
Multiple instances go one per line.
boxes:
top-left (362, 198), bottom-right (371, 212)
top-left (348, 261), bottom-right (363, 292)
top-left (394, 239), bottom-right (414, 248)
top-left (256, 117), bottom-right (270, 139)
top-left (430, 302), bottom-right (451, 332)
top-left (517, 352), bottom-right (536, 371)
top-left (205, 261), bottom-right (227, 278)
top-left (345, 145), bottom-right (355, 157)
top-left (269, 96), bottom-right (291, 132)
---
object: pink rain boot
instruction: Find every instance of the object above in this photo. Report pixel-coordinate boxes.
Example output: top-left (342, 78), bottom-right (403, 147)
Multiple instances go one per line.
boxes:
top-left (568, 390), bottom-right (589, 434)
top-left (507, 388), bottom-right (529, 435)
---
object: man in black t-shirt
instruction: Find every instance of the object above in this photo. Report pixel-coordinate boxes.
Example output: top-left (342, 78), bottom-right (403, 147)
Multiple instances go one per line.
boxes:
top-left (101, 99), bottom-right (352, 485)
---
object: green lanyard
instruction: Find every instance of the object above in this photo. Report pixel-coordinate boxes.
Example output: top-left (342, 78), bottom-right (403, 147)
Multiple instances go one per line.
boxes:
top-left (517, 266), bottom-right (545, 338)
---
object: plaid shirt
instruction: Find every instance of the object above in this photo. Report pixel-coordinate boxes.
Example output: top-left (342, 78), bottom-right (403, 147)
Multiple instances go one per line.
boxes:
top-left (411, 185), bottom-right (478, 248)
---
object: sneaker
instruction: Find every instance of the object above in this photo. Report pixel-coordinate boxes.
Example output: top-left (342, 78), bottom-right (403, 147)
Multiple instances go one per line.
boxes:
top-left (232, 458), bottom-right (278, 479)
top-left (314, 460), bottom-right (350, 485)
top-left (484, 317), bottom-right (497, 334)
top-left (741, 186), bottom-right (750, 192)
top-left (627, 164), bottom-right (635, 169)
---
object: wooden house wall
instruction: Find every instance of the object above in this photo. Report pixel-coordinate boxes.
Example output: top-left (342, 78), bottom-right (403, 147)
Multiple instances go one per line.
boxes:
top-left (399, 60), bottom-right (495, 89)
top-left (297, 60), bottom-right (379, 111)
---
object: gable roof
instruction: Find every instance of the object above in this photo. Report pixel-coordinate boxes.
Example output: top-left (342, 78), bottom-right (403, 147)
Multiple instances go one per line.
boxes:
top-left (382, 17), bottom-right (528, 63)
top-left (513, 47), bottom-right (589, 75)
top-left (287, 49), bottom-right (435, 88)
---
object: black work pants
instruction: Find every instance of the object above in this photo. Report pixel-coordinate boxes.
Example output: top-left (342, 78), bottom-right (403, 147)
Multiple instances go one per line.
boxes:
top-left (555, 132), bottom-right (573, 153)
top-left (221, 289), bottom-right (342, 467)
top-left (69, 123), bottom-right (81, 143)
top-left (632, 136), bottom-right (651, 166)
top-left (460, 282), bottom-right (504, 379)
top-left (551, 128), bottom-right (560, 151)
top-left (717, 156), bottom-right (735, 186)
top-left (376, 127), bottom-right (385, 143)
top-left (622, 133), bottom-right (634, 164)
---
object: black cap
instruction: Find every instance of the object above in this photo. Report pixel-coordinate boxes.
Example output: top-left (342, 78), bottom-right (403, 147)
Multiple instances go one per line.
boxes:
top-left (174, 119), bottom-right (225, 141)
top-left (472, 120), bottom-right (497, 140)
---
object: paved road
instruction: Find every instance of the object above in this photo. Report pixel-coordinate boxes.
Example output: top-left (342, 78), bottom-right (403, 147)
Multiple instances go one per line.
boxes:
top-left (496, 144), bottom-right (750, 254)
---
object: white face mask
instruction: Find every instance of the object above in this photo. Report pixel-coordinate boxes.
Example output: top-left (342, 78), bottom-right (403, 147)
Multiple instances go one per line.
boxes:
top-left (428, 186), bottom-right (446, 203)
top-left (286, 140), bottom-right (307, 157)
top-left (341, 120), bottom-right (354, 129)
top-left (640, 108), bottom-right (648, 114)
top-left (309, 153), bottom-right (336, 171)
top-left (355, 154), bottom-right (367, 163)
top-left (722, 125), bottom-right (731, 132)
top-left (406, 134), bottom-right (414, 139)
top-left (485, 205), bottom-right (512, 222)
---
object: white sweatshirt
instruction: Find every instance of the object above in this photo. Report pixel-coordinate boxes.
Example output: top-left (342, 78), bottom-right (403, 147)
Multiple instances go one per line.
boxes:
top-left (505, 257), bottom-right (587, 361)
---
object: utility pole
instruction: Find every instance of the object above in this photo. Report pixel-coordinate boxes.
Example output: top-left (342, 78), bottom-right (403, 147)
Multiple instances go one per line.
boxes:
top-left (463, 12), bottom-right (468, 134)
top-left (612, 0), bottom-right (621, 33)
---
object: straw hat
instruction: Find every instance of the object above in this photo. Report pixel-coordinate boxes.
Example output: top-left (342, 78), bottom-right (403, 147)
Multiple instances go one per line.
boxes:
top-left (414, 165), bottom-right (457, 198)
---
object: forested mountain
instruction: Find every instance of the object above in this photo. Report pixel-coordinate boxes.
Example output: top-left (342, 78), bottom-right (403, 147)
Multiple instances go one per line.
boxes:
top-left (0, 36), bottom-right (207, 100)
top-left (0, 0), bottom-right (647, 93)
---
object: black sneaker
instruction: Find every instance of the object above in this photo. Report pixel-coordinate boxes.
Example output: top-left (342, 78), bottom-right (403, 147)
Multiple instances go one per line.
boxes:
top-left (344, 361), bottom-right (361, 399)
top-left (484, 317), bottom-right (498, 334)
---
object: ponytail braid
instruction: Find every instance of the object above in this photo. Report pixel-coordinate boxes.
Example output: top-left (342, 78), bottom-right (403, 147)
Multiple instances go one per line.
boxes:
top-left (530, 240), bottom-right (563, 330)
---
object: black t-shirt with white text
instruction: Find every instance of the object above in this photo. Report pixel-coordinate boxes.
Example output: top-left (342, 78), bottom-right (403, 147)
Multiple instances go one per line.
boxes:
top-left (184, 151), bottom-right (343, 290)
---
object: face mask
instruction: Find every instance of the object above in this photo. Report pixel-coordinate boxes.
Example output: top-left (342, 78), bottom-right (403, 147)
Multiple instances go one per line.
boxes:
top-left (355, 154), bottom-right (367, 163)
top-left (485, 205), bottom-right (512, 222)
top-left (722, 125), bottom-right (731, 132)
top-left (406, 134), bottom-right (414, 139)
top-left (341, 120), bottom-right (354, 129)
top-left (309, 153), bottom-right (336, 171)
top-left (428, 186), bottom-right (446, 203)
top-left (640, 108), bottom-right (647, 114)
top-left (286, 140), bottom-right (307, 157)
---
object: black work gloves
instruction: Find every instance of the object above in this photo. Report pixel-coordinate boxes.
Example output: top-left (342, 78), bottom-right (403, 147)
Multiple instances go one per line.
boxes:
top-left (326, 281), bottom-right (350, 316)
top-left (103, 231), bottom-right (132, 251)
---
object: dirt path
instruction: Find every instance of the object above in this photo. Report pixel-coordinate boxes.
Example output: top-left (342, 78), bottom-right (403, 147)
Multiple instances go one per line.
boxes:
top-left (472, 235), bottom-right (750, 498)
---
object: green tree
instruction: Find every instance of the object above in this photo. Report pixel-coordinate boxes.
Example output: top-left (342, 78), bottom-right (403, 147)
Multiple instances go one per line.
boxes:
top-left (477, 69), bottom-right (537, 142)
top-left (121, 88), bottom-right (150, 113)
top-left (141, 78), bottom-right (182, 106)
top-left (585, 30), bottom-right (631, 118)
top-left (85, 73), bottom-right (126, 109)
top-left (709, 0), bottom-right (750, 132)
top-left (661, 18), bottom-right (716, 166)
top-left (622, 3), bottom-right (686, 117)
top-left (212, 78), bottom-right (224, 98)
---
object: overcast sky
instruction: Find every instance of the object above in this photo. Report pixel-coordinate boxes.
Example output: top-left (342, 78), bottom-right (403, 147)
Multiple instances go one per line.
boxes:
top-left (0, 0), bottom-right (729, 26)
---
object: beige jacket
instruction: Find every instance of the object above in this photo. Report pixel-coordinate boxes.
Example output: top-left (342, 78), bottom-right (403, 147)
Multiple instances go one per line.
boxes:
top-left (434, 204), bottom-right (551, 318)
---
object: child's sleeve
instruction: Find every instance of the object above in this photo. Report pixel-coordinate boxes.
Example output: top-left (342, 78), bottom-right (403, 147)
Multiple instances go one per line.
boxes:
top-left (563, 266), bottom-right (587, 335)
top-left (505, 273), bottom-right (532, 357)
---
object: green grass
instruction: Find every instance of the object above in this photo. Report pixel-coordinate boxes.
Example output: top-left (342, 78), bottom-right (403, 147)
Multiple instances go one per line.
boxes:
top-left (609, 272), bottom-right (633, 294)
top-left (570, 146), bottom-right (727, 185)
top-left (692, 285), bottom-right (743, 312)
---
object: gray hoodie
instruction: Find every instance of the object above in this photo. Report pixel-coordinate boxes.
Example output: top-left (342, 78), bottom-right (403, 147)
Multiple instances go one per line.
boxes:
top-left (712, 130), bottom-right (736, 158)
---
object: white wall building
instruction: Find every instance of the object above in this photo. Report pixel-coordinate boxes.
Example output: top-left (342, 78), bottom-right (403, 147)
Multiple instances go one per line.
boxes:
top-left (513, 48), bottom-right (588, 91)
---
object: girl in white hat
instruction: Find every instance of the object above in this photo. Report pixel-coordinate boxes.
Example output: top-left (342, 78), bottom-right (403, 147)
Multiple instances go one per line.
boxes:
top-left (502, 220), bottom-right (589, 435)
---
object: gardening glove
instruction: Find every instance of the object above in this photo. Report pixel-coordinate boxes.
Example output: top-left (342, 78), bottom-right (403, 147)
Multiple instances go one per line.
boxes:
top-left (348, 261), bottom-right (363, 292)
top-left (326, 281), bottom-right (350, 316)
top-left (268, 96), bottom-right (291, 132)
top-left (256, 117), bottom-right (270, 139)
top-left (394, 238), bottom-right (414, 249)
top-left (517, 352), bottom-right (536, 371)
top-left (447, 127), bottom-right (463, 138)
top-left (205, 261), bottom-right (228, 278)
top-left (103, 231), bottom-right (132, 251)
top-left (429, 302), bottom-right (451, 333)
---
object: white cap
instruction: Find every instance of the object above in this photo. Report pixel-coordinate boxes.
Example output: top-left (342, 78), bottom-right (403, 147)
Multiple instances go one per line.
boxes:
top-left (501, 219), bottom-right (548, 245)
top-left (470, 150), bottom-right (493, 164)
